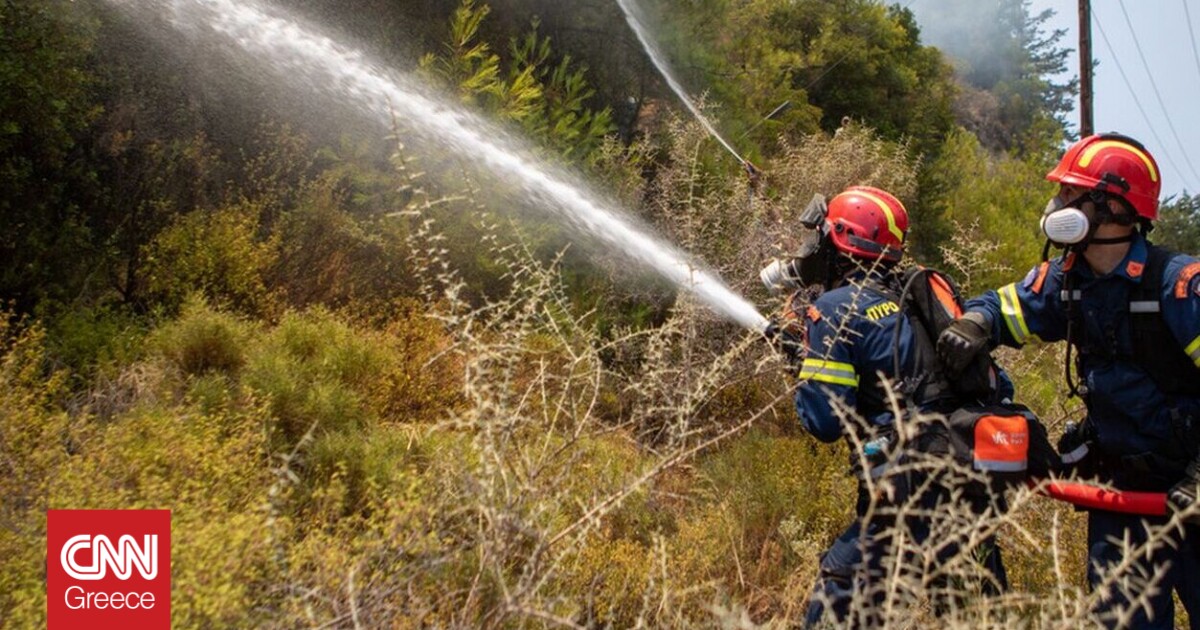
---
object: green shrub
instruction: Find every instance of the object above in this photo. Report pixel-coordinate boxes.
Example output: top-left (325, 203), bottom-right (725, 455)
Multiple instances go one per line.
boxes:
top-left (0, 319), bottom-right (75, 627)
top-left (41, 303), bottom-right (146, 386)
top-left (566, 536), bottom-right (655, 626)
top-left (923, 128), bottom-right (1055, 288)
top-left (369, 300), bottom-right (463, 423)
top-left (243, 308), bottom-right (399, 446)
top-left (695, 428), bottom-right (853, 596)
top-left (242, 345), bottom-right (370, 447)
top-left (151, 296), bottom-right (253, 376)
top-left (143, 203), bottom-right (277, 317)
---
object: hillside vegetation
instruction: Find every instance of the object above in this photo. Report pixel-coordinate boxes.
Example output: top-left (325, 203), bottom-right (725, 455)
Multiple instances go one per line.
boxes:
top-left (3, 0), bottom-right (1200, 627)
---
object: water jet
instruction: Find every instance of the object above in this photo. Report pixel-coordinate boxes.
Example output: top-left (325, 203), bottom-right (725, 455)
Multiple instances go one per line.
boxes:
top-left (110, 0), bottom-right (769, 331)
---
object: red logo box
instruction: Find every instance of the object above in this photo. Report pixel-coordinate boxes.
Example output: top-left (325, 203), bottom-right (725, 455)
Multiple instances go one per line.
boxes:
top-left (48, 510), bottom-right (171, 630)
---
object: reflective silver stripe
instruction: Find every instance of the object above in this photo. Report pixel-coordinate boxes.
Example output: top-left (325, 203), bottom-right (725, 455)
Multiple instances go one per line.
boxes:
top-left (1129, 300), bottom-right (1161, 313)
top-left (975, 460), bottom-right (1027, 472)
top-left (1059, 289), bottom-right (1082, 301)
top-left (1060, 443), bottom-right (1089, 465)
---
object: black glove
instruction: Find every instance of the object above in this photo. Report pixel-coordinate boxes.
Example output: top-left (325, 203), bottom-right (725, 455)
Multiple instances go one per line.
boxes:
top-left (937, 311), bottom-right (991, 375)
top-left (1168, 456), bottom-right (1200, 520)
top-left (763, 319), bottom-right (804, 371)
top-left (1056, 420), bottom-right (1095, 476)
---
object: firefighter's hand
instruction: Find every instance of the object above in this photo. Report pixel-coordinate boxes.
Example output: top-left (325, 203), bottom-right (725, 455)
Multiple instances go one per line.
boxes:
top-left (1168, 457), bottom-right (1200, 520)
top-left (937, 311), bottom-right (990, 375)
top-left (763, 319), bottom-right (804, 371)
top-left (1056, 420), bottom-right (1094, 476)
top-left (743, 160), bottom-right (762, 184)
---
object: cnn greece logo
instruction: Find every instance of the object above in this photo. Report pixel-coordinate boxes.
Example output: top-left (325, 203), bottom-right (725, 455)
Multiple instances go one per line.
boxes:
top-left (48, 510), bottom-right (171, 629)
top-left (61, 534), bottom-right (158, 581)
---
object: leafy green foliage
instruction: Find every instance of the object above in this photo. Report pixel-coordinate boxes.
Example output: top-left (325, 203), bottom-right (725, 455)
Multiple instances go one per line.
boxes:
top-left (420, 0), bottom-right (614, 159)
top-left (912, 0), bottom-right (1076, 156)
top-left (0, 0), bottom-right (101, 309)
top-left (653, 0), bottom-right (956, 158)
top-left (1154, 193), bottom-right (1200, 255)
top-left (143, 204), bottom-right (277, 317)
top-left (41, 302), bottom-right (146, 386)
top-left (919, 128), bottom-right (1056, 283)
top-left (151, 296), bottom-right (254, 376)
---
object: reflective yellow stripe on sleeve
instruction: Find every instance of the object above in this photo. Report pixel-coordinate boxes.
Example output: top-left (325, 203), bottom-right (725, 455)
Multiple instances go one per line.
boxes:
top-left (998, 283), bottom-right (1032, 345)
top-left (1187, 334), bottom-right (1200, 368)
top-left (799, 359), bottom-right (859, 387)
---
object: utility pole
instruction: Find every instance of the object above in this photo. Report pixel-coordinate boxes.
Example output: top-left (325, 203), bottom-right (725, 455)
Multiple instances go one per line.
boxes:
top-left (1079, 0), bottom-right (1094, 136)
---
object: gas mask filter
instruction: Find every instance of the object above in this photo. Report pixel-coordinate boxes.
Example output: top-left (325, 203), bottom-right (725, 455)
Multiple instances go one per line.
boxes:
top-left (760, 194), bottom-right (832, 293)
top-left (1040, 190), bottom-right (1096, 246)
top-left (1040, 206), bottom-right (1091, 245)
top-left (1040, 188), bottom-right (1138, 248)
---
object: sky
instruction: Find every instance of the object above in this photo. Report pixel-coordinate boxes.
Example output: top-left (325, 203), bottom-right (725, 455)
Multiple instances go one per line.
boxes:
top-left (1027, 0), bottom-right (1200, 198)
top-left (910, 0), bottom-right (1200, 199)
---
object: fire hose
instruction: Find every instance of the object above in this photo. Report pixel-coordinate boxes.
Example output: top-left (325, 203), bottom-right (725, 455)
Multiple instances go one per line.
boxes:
top-left (1034, 479), bottom-right (1167, 516)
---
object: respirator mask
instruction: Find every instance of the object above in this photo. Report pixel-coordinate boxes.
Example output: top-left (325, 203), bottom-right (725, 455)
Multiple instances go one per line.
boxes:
top-left (1040, 187), bottom-right (1137, 249)
top-left (760, 194), bottom-right (834, 293)
top-left (1040, 194), bottom-right (1092, 246)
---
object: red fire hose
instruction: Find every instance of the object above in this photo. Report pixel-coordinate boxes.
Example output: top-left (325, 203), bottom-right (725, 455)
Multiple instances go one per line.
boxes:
top-left (1036, 480), bottom-right (1167, 516)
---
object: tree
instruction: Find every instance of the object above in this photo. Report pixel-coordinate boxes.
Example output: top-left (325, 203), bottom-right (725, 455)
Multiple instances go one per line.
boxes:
top-left (640, 0), bottom-right (958, 159)
top-left (0, 0), bottom-right (101, 310)
top-left (1154, 194), bottom-right (1200, 255)
top-left (419, 0), bottom-right (614, 160)
top-left (909, 0), bottom-right (1076, 157)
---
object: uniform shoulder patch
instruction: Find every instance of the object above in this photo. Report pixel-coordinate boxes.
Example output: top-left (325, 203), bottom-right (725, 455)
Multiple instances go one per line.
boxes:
top-left (1021, 266), bottom-right (1038, 289)
top-left (1022, 262), bottom-right (1051, 294)
top-left (1175, 262), bottom-right (1200, 299)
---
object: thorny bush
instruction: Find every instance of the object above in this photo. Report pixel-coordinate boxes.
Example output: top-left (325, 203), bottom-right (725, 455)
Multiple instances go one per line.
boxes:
top-left (2, 123), bottom-right (1195, 628)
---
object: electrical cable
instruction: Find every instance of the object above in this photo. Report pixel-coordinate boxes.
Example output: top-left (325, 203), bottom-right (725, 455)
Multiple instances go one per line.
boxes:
top-left (1092, 8), bottom-right (1191, 191)
top-left (1183, 0), bottom-right (1200, 111)
top-left (1116, 0), bottom-right (1200, 187)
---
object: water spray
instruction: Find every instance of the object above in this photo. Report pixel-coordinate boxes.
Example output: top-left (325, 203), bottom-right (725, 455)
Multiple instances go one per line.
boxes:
top-left (113, 0), bottom-right (770, 332)
top-left (615, 0), bottom-right (758, 175)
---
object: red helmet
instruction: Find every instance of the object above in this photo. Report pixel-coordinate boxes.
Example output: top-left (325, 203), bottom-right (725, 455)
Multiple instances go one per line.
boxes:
top-left (1046, 133), bottom-right (1161, 220)
top-left (825, 186), bottom-right (909, 262)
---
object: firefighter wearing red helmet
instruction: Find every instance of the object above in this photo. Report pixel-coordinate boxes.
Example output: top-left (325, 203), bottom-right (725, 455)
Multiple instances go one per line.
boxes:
top-left (940, 133), bottom-right (1200, 628)
top-left (826, 186), bottom-right (909, 261)
top-left (761, 185), bottom-right (1010, 626)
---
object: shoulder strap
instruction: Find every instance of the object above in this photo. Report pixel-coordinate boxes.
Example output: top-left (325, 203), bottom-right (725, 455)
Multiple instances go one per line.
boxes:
top-left (888, 267), bottom-right (995, 408)
top-left (1131, 245), bottom-right (1200, 396)
top-left (1129, 245), bottom-right (1170, 313)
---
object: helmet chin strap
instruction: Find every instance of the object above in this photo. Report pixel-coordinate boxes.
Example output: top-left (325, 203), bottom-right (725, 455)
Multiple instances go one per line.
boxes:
top-left (1083, 200), bottom-right (1138, 246)
top-left (1060, 191), bottom-right (1138, 251)
top-left (1087, 233), bottom-right (1136, 245)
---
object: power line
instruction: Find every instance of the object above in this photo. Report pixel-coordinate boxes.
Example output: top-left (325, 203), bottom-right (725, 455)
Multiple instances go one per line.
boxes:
top-left (1183, 0), bottom-right (1200, 102)
top-left (1116, 0), bottom-right (1200, 186)
top-left (1092, 8), bottom-right (1191, 191)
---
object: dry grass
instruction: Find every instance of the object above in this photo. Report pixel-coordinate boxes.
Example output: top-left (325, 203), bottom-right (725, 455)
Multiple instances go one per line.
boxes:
top-left (3, 124), bottom-right (1195, 628)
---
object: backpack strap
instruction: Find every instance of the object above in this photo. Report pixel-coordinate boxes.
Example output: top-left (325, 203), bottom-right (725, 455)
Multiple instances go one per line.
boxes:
top-left (1130, 245), bottom-right (1200, 396)
top-left (884, 267), bottom-right (996, 409)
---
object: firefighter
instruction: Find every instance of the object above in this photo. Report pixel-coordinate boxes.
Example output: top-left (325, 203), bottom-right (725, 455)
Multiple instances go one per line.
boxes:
top-left (938, 133), bottom-right (1200, 628)
top-left (761, 186), bottom-right (1009, 626)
